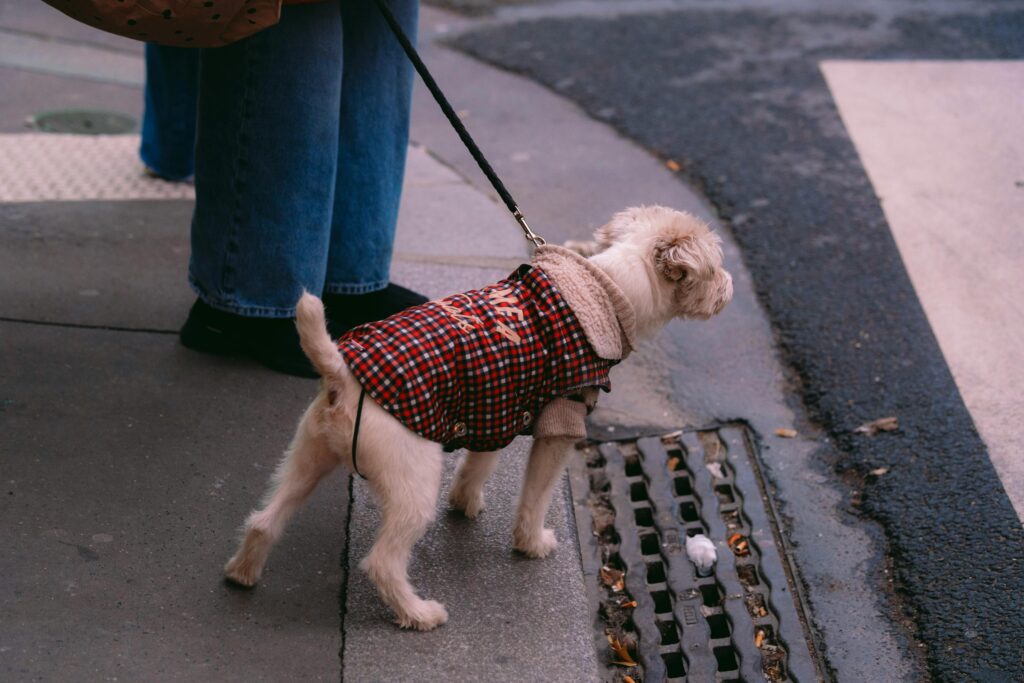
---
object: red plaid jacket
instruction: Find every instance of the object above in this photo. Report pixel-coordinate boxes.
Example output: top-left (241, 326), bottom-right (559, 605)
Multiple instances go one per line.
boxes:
top-left (337, 265), bottom-right (617, 452)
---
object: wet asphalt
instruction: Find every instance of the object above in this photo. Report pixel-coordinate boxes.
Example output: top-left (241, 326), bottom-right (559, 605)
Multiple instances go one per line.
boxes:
top-left (450, 2), bottom-right (1024, 680)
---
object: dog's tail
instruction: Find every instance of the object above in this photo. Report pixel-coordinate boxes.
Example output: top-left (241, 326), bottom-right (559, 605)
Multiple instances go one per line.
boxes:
top-left (296, 292), bottom-right (345, 378)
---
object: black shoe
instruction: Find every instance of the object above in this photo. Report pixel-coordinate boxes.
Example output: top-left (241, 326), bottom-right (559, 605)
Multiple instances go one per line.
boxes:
top-left (180, 299), bottom-right (318, 378)
top-left (322, 283), bottom-right (428, 338)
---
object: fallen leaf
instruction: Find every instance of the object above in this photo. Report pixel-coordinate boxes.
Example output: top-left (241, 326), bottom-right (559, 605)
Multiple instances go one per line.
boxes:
top-left (666, 159), bottom-right (681, 172)
top-left (591, 506), bottom-right (615, 535)
top-left (774, 428), bottom-right (797, 438)
top-left (855, 416), bottom-right (899, 436)
top-left (607, 634), bottom-right (638, 667)
top-left (624, 677), bottom-right (637, 683)
top-left (869, 467), bottom-right (890, 477)
top-left (667, 456), bottom-right (680, 471)
top-left (600, 565), bottom-right (625, 592)
top-left (728, 533), bottom-right (750, 556)
top-left (755, 629), bottom-right (765, 648)
top-left (621, 600), bottom-right (638, 609)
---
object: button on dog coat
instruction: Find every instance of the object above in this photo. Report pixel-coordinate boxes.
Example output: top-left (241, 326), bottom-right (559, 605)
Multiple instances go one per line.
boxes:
top-left (337, 265), bottom-right (617, 452)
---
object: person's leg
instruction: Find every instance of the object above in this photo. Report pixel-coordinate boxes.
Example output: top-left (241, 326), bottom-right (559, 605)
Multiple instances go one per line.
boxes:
top-left (189, 2), bottom-right (343, 317)
top-left (140, 44), bottom-right (199, 181)
top-left (322, 0), bottom-right (425, 330)
top-left (182, 2), bottom-right (345, 376)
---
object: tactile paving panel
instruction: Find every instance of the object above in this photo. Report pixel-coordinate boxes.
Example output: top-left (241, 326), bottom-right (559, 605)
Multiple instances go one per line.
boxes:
top-left (569, 426), bottom-right (820, 682)
top-left (0, 134), bottom-right (195, 202)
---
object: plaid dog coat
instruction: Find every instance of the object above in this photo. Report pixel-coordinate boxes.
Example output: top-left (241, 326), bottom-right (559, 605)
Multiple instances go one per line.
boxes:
top-left (337, 263), bottom-right (619, 452)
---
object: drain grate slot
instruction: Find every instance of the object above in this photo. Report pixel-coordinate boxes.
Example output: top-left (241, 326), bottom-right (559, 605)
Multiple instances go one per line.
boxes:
top-left (570, 425), bottom-right (817, 681)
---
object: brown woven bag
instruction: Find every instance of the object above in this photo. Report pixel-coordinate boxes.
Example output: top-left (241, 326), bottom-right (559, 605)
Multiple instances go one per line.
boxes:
top-left (40, 0), bottom-right (318, 48)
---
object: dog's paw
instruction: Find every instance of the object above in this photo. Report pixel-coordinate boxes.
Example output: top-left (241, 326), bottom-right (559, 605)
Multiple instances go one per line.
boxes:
top-left (448, 484), bottom-right (485, 519)
top-left (396, 599), bottom-right (449, 631)
top-left (513, 527), bottom-right (558, 558)
top-left (224, 555), bottom-right (262, 587)
top-left (223, 527), bottom-right (271, 587)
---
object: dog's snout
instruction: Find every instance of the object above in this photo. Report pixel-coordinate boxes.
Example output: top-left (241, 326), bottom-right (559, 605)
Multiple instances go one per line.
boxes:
top-left (721, 269), bottom-right (734, 299)
top-left (716, 269), bottom-right (734, 314)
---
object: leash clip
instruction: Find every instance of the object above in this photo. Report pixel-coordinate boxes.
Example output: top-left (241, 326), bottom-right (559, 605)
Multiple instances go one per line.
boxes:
top-left (514, 209), bottom-right (546, 247)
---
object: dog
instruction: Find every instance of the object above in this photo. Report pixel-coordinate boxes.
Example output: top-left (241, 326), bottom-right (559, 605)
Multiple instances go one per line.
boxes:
top-left (223, 206), bottom-right (733, 630)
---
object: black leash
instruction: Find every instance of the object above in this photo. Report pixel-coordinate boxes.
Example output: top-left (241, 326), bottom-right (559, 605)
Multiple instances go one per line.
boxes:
top-left (370, 0), bottom-right (545, 247)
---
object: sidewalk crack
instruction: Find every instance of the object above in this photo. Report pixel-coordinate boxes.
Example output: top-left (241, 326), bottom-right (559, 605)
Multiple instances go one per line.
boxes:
top-left (0, 316), bottom-right (176, 335)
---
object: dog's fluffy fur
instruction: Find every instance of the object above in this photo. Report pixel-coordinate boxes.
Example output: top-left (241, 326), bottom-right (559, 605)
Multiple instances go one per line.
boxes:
top-left (223, 206), bottom-right (733, 630)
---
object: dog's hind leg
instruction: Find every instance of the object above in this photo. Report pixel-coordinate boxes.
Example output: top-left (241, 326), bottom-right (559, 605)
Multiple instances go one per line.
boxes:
top-left (358, 416), bottom-right (448, 631)
top-left (448, 451), bottom-right (499, 518)
top-left (224, 403), bottom-right (338, 587)
top-left (512, 436), bottom-right (575, 558)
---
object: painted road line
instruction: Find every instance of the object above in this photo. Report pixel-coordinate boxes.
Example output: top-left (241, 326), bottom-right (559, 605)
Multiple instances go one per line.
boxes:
top-left (823, 60), bottom-right (1024, 519)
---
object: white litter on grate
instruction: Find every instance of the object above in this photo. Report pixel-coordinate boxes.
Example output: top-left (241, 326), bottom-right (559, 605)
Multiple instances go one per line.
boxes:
top-left (0, 134), bottom-right (195, 202)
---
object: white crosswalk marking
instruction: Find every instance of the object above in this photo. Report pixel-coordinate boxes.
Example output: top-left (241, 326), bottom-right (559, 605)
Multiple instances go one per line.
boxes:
top-left (823, 60), bottom-right (1024, 519)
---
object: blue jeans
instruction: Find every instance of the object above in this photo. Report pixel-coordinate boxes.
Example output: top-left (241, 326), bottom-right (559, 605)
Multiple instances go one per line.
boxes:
top-left (140, 44), bottom-right (199, 181)
top-left (187, 0), bottom-right (418, 317)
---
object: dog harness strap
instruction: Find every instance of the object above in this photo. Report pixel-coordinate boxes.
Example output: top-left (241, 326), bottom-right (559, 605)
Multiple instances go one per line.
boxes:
top-left (351, 387), bottom-right (367, 480)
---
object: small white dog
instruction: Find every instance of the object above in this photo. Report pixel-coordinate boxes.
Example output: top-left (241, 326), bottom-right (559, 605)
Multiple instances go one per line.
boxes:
top-left (224, 206), bottom-right (733, 630)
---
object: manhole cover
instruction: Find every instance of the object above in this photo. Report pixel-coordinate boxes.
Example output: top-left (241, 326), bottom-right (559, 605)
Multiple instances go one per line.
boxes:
top-left (569, 426), bottom-right (820, 682)
top-left (31, 109), bottom-right (136, 135)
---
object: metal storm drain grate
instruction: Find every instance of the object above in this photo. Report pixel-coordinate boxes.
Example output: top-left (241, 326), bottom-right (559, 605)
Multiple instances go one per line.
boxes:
top-left (569, 426), bottom-right (818, 682)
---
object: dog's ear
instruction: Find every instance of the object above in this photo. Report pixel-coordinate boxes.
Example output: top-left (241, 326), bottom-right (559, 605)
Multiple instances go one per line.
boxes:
top-left (654, 233), bottom-right (718, 283)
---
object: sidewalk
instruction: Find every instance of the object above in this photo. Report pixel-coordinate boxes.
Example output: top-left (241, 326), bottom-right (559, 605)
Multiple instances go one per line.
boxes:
top-left (1, 4), bottom-right (921, 681)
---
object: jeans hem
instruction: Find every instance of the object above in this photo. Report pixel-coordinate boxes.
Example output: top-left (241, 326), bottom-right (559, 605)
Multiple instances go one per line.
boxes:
top-left (323, 280), bottom-right (390, 295)
top-left (188, 276), bottom-right (297, 318)
top-left (139, 154), bottom-right (194, 182)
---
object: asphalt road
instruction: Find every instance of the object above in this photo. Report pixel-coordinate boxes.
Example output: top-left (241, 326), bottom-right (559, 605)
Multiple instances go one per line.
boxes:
top-left (451, 1), bottom-right (1024, 680)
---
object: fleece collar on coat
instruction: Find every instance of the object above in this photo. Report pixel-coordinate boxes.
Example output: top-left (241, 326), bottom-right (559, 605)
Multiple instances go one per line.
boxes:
top-left (532, 244), bottom-right (637, 360)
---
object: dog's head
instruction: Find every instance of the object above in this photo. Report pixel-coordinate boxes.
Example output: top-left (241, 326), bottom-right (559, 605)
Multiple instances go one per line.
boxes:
top-left (589, 206), bottom-right (733, 328)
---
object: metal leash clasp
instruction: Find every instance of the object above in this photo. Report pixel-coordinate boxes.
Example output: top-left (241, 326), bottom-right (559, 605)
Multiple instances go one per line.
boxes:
top-left (513, 208), bottom-right (546, 247)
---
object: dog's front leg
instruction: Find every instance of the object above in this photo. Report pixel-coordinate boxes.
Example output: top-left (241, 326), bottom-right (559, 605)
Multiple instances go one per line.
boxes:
top-left (512, 436), bottom-right (575, 558)
top-left (449, 451), bottom-right (500, 518)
